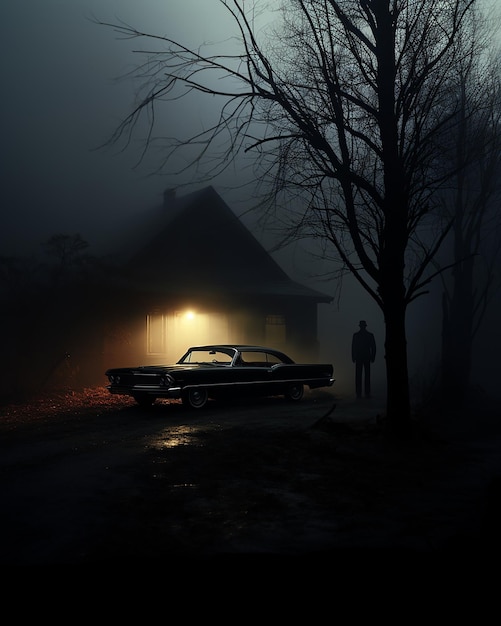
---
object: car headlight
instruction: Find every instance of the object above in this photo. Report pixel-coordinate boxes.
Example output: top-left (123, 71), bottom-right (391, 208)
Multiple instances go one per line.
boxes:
top-left (109, 375), bottom-right (120, 385)
top-left (160, 374), bottom-right (175, 387)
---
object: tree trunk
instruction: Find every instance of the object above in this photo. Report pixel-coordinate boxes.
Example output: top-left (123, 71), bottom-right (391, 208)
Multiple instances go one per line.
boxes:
top-left (441, 256), bottom-right (474, 403)
top-left (375, 2), bottom-right (411, 438)
top-left (382, 283), bottom-right (411, 438)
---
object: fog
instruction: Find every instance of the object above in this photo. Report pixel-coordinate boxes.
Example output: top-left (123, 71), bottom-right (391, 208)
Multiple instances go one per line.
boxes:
top-left (0, 1), bottom-right (256, 249)
top-left (1, 0), bottom-right (499, 400)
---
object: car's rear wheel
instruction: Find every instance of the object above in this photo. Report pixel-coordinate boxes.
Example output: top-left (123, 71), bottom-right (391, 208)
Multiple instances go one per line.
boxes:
top-left (183, 387), bottom-right (209, 409)
top-left (133, 393), bottom-right (156, 407)
top-left (285, 383), bottom-right (304, 402)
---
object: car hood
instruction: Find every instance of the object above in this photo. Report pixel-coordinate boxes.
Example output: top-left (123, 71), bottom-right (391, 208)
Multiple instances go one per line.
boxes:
top-left (106, 363), bottom-right (223, 375)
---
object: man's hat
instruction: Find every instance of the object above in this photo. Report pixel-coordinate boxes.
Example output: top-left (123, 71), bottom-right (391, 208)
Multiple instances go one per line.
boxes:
top-left (359, 320), bottom-right (367, 327)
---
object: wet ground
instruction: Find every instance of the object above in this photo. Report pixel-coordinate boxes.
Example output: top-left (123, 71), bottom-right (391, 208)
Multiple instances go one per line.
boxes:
top-left (1, 387), bottom-right (500, 567)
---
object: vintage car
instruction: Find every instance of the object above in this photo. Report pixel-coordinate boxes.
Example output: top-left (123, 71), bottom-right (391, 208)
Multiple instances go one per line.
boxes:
top-left (105, 344), bottom-right (334, 409)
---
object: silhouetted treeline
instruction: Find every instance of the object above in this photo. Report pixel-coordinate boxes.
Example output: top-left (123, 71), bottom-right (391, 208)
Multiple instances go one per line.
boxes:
top-left (0, 234), bottom-right (115, 401)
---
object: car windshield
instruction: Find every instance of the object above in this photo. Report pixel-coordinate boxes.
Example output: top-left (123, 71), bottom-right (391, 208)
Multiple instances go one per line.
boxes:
top-left (179, 348), bottom-right (235, 364)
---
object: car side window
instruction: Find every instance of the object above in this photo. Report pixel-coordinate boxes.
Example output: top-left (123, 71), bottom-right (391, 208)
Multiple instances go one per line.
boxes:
top-left (265, 353), bottom-right (283, 365)
top-left (240, 351), bottom-right (284, 366)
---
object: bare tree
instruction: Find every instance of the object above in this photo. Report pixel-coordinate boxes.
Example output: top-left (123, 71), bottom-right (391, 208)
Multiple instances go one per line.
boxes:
top-left (43, 233), bottom-right (93, 288)
top-left (97, 0), bottom-right (484, 437)
top-left (437, 12), bottom-right (501, 402)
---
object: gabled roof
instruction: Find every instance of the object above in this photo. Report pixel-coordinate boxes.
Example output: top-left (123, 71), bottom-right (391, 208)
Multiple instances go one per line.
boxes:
top-left (123, 186), bottom-right (331, 303)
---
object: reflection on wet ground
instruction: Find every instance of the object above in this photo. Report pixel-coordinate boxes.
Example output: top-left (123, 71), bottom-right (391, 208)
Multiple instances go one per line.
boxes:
top-left (150, 422), bottom-right (223, 449)
top-left (153, 425), bottom-right (200, 448)
top-left (2, 389), bottom-right (501, 563)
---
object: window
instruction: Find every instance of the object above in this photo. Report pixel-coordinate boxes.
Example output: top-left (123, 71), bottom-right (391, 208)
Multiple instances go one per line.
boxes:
top-left (265, 314), bottom-right (286, 348)
top-left (240, 350), bottom-right (285, 366)
top-left (180, 348), bottom-right (234, 364)
top-left (147, 312), bottom-right (166, 354)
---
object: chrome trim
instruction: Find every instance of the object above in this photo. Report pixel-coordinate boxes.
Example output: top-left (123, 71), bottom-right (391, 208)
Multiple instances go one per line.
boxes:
top-left (131, 372), bottom-right (163, 377)
top-left (111, 377), bottom-right (332, 390)
top-left (107, 376), bottom-right (333, 396)
top-left (181, 377), bottom-right (331, 390)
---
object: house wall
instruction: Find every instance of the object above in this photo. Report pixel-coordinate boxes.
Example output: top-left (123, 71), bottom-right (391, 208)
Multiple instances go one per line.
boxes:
top-left (285, 299), bottom-right (320, 362)
top-left (100, 297), bottom-right (321, 373)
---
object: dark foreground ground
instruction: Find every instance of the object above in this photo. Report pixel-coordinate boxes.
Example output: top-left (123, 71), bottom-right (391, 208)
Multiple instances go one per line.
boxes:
top-left (1, 386), bottom-right (500, 568)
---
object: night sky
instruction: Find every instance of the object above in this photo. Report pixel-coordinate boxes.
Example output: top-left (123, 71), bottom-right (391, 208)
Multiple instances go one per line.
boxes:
top-left (1, 0), bottom-right (242, 255)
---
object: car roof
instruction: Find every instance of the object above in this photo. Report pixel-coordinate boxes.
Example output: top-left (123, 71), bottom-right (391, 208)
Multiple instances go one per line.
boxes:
top-left (189, 345), bottom-right (283, 352)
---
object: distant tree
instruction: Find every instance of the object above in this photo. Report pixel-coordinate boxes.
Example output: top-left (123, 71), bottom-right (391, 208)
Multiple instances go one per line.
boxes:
top-left (437, 14), bottom-right (501, 402)
top-left (0, 235), bottom-right (102, 398)
top-left (97, 0), bottom-right (487, 437)
top-left (43, 233), bottom-right (91, 286)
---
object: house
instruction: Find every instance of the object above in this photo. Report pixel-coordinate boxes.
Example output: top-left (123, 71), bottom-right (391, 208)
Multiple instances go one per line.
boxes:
top-left (101, 186), bottom-right (332, 371)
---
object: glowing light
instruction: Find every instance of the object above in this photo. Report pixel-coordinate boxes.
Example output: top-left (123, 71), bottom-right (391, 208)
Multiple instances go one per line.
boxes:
top-left (154, 425), bottom-right (197, 448)
top-left (185, 310), bottom-right (195, 320)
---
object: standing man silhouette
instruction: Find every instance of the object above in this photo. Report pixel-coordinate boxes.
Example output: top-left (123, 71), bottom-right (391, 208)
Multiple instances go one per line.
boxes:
top-left (352, 320), bottom-right (376, 398)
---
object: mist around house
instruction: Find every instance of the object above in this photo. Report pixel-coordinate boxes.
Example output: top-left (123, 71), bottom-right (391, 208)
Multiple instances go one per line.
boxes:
top-left (1, 0), bottom-right (500, 405)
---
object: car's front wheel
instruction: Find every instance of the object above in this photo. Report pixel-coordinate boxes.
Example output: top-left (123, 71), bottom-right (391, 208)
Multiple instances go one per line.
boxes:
top-left (285, 383), bottom-right (304, 402)
top-left (183, 387), bottom-right (209, 409)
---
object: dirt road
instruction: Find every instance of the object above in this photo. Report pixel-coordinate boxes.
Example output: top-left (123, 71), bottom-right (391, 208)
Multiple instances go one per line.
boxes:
top-left (1, 388), bottom-right (500, 566)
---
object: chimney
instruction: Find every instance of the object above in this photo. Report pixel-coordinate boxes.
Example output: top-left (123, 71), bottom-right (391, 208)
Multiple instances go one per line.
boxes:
top-left (163, 188), bottom-right (176, 208)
